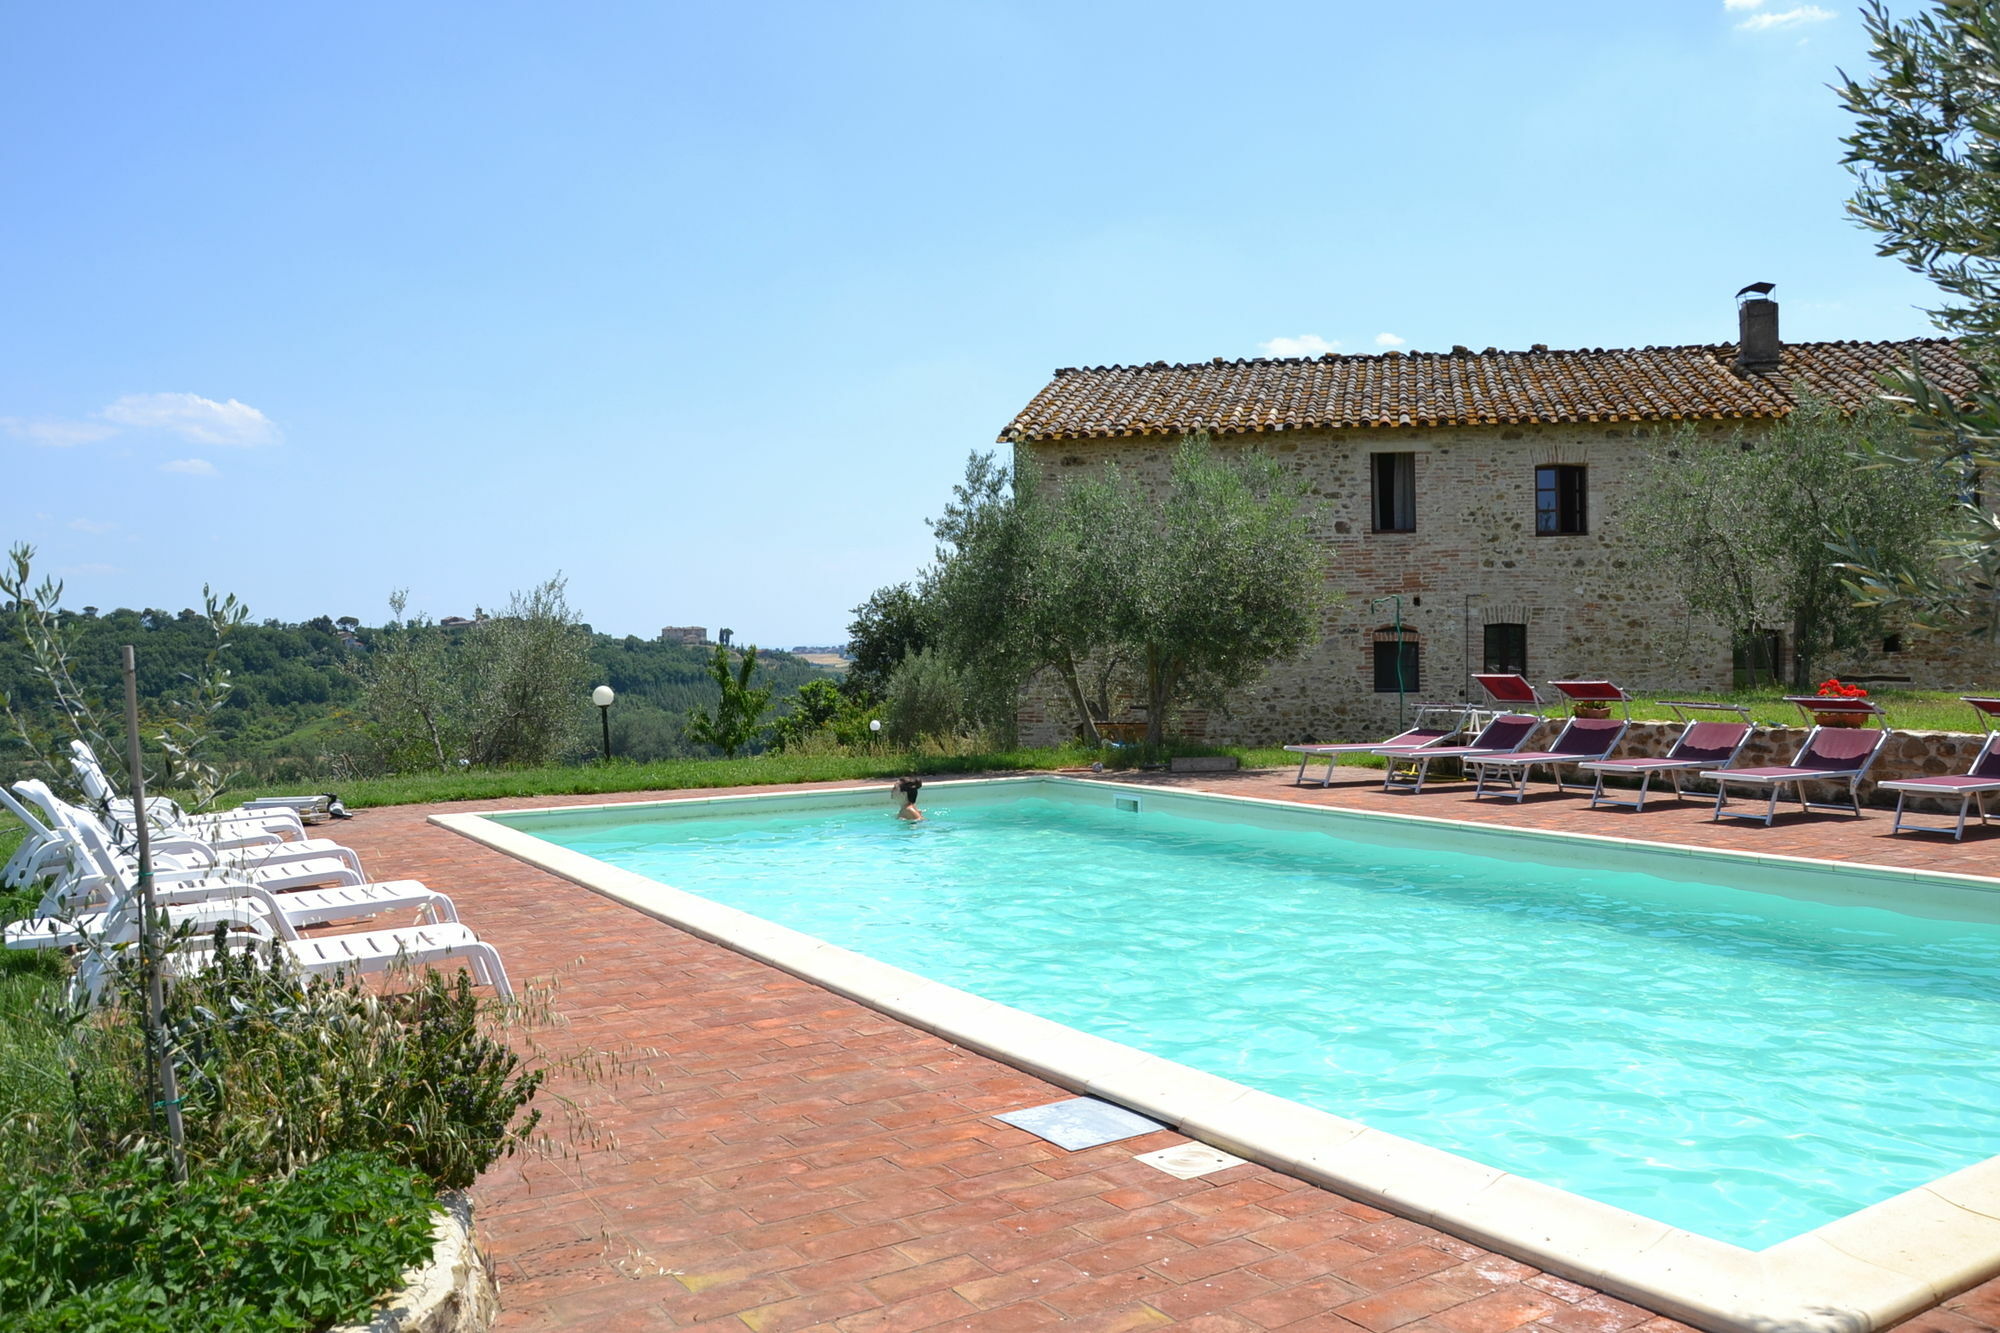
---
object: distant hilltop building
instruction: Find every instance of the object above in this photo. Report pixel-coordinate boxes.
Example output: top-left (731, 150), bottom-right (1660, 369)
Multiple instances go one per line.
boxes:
top-left (660, 625), bottom-right (708, 645)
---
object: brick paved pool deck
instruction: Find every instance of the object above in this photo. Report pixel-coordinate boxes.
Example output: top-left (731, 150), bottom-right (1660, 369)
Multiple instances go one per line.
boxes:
top-left (338, 764), bottom-right (2000, 1333)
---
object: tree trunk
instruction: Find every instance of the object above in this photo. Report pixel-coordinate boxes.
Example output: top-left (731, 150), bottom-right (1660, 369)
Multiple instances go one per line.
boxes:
top-left (1143, 646), bottom-right (1173, 748)
top-left (1052, 655), bottom-right (1101, 745)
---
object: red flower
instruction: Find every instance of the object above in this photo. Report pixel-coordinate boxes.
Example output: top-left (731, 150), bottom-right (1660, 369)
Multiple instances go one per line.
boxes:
top-left (1816, 678), bottom-right (1867, 699)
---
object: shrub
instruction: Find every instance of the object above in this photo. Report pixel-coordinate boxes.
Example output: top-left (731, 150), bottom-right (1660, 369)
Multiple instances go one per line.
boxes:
top-left (882, 649), bottom-right (970, 746)
top-left (166, 938), bottom-right (543, 1189)
top-left (0, 1150), bottom-right (439, 1332)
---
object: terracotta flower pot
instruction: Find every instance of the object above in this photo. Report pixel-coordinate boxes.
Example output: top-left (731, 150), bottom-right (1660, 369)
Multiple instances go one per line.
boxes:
top-left (1813, 711), bottom-right (1865, 728)
top-left (1573, 704), bottom-right (1611, 719)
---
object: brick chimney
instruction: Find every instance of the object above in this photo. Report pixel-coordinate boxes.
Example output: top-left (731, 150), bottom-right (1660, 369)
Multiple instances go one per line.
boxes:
top-left (1734, 283), bottom-right (1780, 373)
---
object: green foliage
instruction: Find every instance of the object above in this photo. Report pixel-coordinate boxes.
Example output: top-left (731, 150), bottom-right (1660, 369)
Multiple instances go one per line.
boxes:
top-left (768, 678), bottom-right (855, 752)
top-left (1113, 437), bottom-right (1326, 744)
top-left (1835, 366), bottom-right (2000, 639)
top-left (354, 577), bottom-right (591, 772)
top-left (1639, 400), bottom-right (1957, 688)
top-left (683, 644), bottom-right (774, 758)
top-left (844, 583), bottom-right (931, 703)
top-left (920, 441), bottom-right (1325, 748)
top-left (881, 649), bottom-right (971, 745)
top-left (0, 556), bottom-right (835, 784)
top-left (164, 944), bottom-right (543, 1190)
top-left (0, 1151), bottom-right (438, 1332)
top-left (1839, 0), bottom-right (2000, 345)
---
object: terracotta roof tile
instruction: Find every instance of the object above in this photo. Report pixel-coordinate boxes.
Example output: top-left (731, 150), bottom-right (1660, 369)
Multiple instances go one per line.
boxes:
top-left (997, 339), bottom-right (1976, 442)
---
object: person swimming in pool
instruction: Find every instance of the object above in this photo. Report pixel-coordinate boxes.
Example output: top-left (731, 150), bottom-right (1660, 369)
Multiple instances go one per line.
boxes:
top-left (894, 777), bottom-right (923, 821)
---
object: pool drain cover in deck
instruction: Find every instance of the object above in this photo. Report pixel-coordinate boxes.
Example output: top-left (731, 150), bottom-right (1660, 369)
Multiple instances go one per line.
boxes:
top-left (995, 1097), bottom-right (1164, 1150)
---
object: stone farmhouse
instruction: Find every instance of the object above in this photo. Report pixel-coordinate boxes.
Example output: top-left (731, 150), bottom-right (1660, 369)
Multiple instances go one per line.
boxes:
top-left (998, 294), bottom-right (1982, 747)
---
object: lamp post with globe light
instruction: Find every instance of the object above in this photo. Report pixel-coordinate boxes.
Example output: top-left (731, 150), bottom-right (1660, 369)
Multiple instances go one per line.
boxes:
top-left (869, 718), bottom-right (881, 753)
top-left (592, 685), bottom-right (616, 762)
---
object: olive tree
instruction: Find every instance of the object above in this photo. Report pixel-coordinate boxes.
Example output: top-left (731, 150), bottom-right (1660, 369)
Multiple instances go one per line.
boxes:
top-left (1839, 0), bottom-right (2000, 344)
top-left (1112, 438), bottom-right (1325, 745)
top-left (356, 575), bottom-right (590, 772)
top-left (1639, 401), bottom-right (1956, 688)
top-left (924, 437), bottom-right (1324, 747)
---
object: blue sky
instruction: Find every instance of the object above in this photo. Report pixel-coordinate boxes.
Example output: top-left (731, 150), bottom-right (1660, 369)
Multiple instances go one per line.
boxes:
top-left (0, 0), bottom-right (1946, 644)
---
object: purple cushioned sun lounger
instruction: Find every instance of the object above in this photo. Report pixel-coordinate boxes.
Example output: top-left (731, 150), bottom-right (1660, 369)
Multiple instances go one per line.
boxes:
top-left (1577, 703), bottom-right (1755, 811)
top-left (1877, 698), bottom-right (2000, 840)
top-left (1704, 724), bottom-right (1890, 826)
top-left (1468, 717), bottom-right (1629, 802)
top-left (1282, 705), bottom-right (1470, 787)
top-left (1376, 713), bottom-right (1541, 794)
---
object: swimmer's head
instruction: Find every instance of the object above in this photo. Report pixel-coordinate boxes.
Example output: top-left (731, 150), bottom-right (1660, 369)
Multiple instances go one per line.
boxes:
top-left (896, 777), bottom-right (922, 805)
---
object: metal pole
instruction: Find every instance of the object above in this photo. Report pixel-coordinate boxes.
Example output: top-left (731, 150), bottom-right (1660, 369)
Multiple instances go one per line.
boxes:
top-left (1462, 592), bottom-right (1484, 703)
top-left (1371, 596), bottom-right (1406, 730)
top-left (599, 704), bottom-right (611, 763)
top-left (123, 644), bottom-right (187, 1180)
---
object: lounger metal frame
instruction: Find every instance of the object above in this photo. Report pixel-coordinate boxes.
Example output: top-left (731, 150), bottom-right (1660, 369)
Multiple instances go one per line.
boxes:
top-left (1377, 714), bottom-right (1542, 794)
top-left (1283, 704), bottom-right (1471, 787)
top-left (1468, 717), bottom-right (1629, 802)
top-left (1880, 699), bottom-right (2000, 839)
top-left (1579, 702), bottom-right (1754, 811)
top-left (1705, 702), bottom-right (1889, 826)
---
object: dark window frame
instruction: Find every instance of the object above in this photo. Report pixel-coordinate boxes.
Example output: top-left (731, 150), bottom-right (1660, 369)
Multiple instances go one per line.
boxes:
top-left (1372, 630), bottom-right (1420, 693)
top-left (1370, 452), bottom-right (1416, 533)
top-left (1535, 464), bottom-right (1588, 535)
top-left (1482, 622), bottom-right (1527, 676)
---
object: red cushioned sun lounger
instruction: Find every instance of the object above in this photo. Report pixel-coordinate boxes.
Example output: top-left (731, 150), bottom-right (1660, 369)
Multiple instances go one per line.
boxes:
top-left (1877, 699), bottom-right (2000, 839)
top-left (1468, 716), bottom-right (1629, 802)
top-left (1548, 679), bottom-right (1633, 720)
top-left (1703, 719), bottom-right (1890, 826)
top-left (1376, 713), bottom-right (1541, 794)
top-left (1577, 704), bottom-right (1755, 811)
top-left (1471, 674), bottom-right (1547, 714)
top-left (1283, 705), bottom-right (1471, 787)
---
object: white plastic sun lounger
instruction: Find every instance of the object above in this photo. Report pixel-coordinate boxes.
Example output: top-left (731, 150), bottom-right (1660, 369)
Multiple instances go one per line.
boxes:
top-left (71, 910), bottom-right (511, 1004)
top-left (4, 786), bottom-right (456, 948)
top-left (11, 783), bottom-right (364, 886)
top-left (70, 741), bottom-right (306, 845)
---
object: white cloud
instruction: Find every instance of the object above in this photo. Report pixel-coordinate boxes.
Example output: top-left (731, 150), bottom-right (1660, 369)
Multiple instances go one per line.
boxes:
top-left (1374, 332), bottom-right (1407, 348)
top-left (67, 518), bottom-right (115, 534)
top-left (1259, 334), bottom-right (1341, 358)
top-left (1723, 0), bottom-right (1763, 10)
top-left (103, 392), bottom-right (278, 446)
top-left (1737, 5), bottom-right (1832, 30)
top-left (1, 417), bottom-right (118, 447)
top-left (159, 458), bottom-right (218, 476)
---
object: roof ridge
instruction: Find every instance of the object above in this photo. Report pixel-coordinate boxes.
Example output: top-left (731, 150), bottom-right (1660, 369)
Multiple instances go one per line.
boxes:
top-left (1047, 336), bottom-right (1960, 378)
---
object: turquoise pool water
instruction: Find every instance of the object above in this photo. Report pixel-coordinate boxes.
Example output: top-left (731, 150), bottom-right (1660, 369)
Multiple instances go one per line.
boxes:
top-left (518, 786), bottom-right (2000, 1249)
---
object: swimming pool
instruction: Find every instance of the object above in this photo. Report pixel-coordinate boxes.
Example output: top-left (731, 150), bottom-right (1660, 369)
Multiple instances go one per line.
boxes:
top-left (442, 778), bottom-right (2000, 1331)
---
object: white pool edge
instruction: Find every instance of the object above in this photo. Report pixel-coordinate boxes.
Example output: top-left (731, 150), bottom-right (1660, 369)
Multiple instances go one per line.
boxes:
top-left (432, 777), bottom-right (2000, 1333)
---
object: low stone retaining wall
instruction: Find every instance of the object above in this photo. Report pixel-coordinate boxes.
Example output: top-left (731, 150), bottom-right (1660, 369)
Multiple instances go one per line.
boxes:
top-left (1585, 720), bottom-right (1986, 811)
top-left (332, 1192), bottom-right (498, 1333)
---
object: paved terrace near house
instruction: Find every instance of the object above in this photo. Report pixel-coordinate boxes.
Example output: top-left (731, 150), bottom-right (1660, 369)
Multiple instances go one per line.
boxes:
top-left (338, 768), bottom-right (2000, 1333)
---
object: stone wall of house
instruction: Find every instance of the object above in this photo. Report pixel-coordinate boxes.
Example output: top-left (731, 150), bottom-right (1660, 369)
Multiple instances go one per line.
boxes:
top-left (1013, 422), bottom-right (1999, 747)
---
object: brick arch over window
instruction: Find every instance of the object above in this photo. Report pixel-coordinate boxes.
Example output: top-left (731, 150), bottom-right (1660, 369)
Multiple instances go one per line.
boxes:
top-left (1371, 626), bottom-right (1421, 693)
